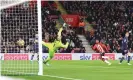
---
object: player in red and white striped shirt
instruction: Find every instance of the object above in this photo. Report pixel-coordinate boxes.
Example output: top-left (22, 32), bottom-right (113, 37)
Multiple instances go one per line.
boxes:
top-left (93, 39), bottom-right (111, 65)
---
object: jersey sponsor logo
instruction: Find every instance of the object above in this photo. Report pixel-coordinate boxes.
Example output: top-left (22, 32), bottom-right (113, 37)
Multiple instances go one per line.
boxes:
top-left (80, 54), bottom-right (91, 60)
top-left (92, 53), bottom-right (115, 60)
top-left (4, 53), bottom-right (29, 60)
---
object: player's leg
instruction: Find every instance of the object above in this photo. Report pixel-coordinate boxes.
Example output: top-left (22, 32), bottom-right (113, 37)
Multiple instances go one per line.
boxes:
top-left (37, 54), bottom-right (39, 61)
top-left (1, 54), bottom-right (2, 60)
top-left (42, 41), bottom-right (54, 61)
top-left (100, 53), bottom-right (105, 62)
top-left (31, 48), bottom-right (39, 61)
top-left (31, 53), bottom-right (35, 61)
top-left (42, 41), bottom-right (55, 64)
top-left (43, 49), bottom-right (54, 64)
top-left (127, 53), bottom-right (132, 65)
top-left (100, 53), bottom-right (111, 65)
top-left (1, 54), bottom-right (3, 63)
top-left (119, 50), bottom-right (126, 64)
top-left (104, 59), bottom-right (111, 65)
top-left (31, 53), bottom-right (39, 61)
top-left (42, 41), bottom-right (49, 47)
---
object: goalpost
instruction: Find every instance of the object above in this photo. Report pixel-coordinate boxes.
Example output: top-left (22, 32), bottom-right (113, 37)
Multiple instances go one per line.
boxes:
top-left (0, 0), bottom-right (43, 76)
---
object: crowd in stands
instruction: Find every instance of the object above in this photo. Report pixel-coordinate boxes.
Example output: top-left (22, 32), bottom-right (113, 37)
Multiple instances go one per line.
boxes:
top-left (42, 1), bottom-right (85, 53)
top-left (1, 1), bottom-right (85, 53)
top-left (61, 1), bottom-right (133, 53)
top-left (1, 1), bottom-right (38, 53)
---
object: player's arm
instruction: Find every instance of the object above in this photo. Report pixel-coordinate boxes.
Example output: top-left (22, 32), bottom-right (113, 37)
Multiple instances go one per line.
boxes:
top-left (92, 44), bottom-right (96, 50)
top-left (57, 28), bottom-right (63, 40)
top-left (92, 44), bottom-right (99, 53)
top-left (60, 42), bottom-right (69, 49)
top-left (102, 44), bottom-right (109, 53)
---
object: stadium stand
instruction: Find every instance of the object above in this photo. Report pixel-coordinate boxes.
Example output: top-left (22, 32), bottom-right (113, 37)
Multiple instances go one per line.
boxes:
top-left (61, 1), bottom-right (133, 53)
top-left (1, 1), bottom-right (38, 53)
top-left (1, 1), bottom-right (84, 53)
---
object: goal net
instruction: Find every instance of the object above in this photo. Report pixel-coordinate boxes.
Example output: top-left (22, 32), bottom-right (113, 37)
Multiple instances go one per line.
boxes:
top-left (0, 0), bottom-right (43, 76)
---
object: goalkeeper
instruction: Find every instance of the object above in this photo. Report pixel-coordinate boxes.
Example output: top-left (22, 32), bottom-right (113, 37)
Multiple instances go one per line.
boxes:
top-left (42, 28), bottom-right (69, 65)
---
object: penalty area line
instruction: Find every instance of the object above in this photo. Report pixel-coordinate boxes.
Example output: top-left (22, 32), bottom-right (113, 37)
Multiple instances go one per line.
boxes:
top-left (43, 75), bottom-right (83, 80)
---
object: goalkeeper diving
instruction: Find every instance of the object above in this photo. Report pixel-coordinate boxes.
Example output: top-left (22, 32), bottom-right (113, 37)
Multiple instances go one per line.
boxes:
top-left (42, 27), bottom-right (69, 65)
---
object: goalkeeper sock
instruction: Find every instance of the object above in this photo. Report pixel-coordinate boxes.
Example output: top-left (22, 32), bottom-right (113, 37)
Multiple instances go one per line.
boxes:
top-left (44, 60), bottom-right (50, 64)
top-left (44, 55), bottom-right (53, 64)
top-left (127, 56), bottom-right (130, 63)
top-left (31, 54), bottom-right (34, 60)
top-left (120, 57), bottom-right (124, 63)
top-left (43, 57), bottom-right (50, 64)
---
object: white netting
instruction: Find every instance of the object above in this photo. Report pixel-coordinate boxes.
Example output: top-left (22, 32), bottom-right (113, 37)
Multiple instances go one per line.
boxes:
top-left (0, 0), bottom-right (29, 10)
top-left (1, 1), bottom-right (40, 76)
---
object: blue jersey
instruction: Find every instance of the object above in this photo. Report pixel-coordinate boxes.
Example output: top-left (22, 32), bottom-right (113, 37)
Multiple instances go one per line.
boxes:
top-left (121, 37), bottom-right (128, 50)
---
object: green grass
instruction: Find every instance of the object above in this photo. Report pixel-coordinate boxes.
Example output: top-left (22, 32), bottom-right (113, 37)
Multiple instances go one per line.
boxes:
top-left (1, 60), bottom-right (133, 80)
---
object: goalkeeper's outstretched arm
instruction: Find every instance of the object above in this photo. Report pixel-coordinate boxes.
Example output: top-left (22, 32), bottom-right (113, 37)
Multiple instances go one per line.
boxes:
top-left (57, 27), bottom-right (63, 40)
top-left (60, 42), bottom-right (69, 49)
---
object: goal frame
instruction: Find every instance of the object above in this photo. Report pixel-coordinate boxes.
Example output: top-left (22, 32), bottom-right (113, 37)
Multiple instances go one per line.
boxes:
top-left (0, 0), bottom-right (43, 76)
top-left (37, 0), bottom-right (43, 76)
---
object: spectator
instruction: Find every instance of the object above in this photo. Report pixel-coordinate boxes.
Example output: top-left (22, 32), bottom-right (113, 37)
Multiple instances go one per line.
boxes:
top-left (20, 48), bottom-right (24, 53)
top-left (116, 46), bottom-right (122, 53)
top-left (106, 44), bottom-right (112, 53)
top-left (1, 1), bottom-right (84, 53)
top-left (78, 18), bottom-right (85, 34)
top-left (61, 1), bottom-right (133, 52)
top-left (17, 37), bottom-right (25, 48)
top-left (79, 47), bottom-right (86, 53)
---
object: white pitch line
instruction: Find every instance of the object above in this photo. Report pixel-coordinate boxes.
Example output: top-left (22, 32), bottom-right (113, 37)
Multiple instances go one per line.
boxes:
top-left (43, 75), bottom-right (83, 80)
top-left (0, 76), bottom-right (25, 80)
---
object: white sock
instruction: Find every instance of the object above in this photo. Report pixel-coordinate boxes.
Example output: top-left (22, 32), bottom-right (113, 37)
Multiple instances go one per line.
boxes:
top-left (104, 60), bottom-right (110, 64)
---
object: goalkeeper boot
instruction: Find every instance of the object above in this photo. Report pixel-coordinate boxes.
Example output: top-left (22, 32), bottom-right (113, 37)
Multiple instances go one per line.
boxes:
top-left (43, 61), bottom-right (46, 64)
top-left (46, 63), bottom-right (50, 66)
top-left (43, 61), bottom-right (50, 66)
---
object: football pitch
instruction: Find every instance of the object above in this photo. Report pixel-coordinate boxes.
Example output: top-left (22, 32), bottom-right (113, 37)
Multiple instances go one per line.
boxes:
top-left (1, 60), bottom-right (133, 80)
